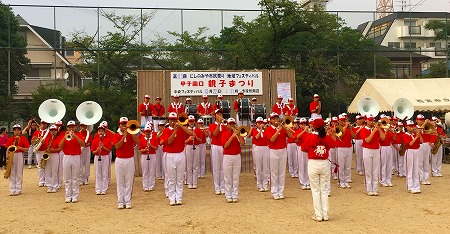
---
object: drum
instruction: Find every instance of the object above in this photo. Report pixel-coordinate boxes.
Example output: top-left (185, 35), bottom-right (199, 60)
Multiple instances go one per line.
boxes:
top-left (220, 100), bottom-right (231, 119)
top-left (252, 104), bottom-right (266, 121)
top-left (186, 104), bottom-right (198, 119)
top-left (201, 115), bottom-right (215, 128)
top-left (239, 98), bottom-right (251, 120)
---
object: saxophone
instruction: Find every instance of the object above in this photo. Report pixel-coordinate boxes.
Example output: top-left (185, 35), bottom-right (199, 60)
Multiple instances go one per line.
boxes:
top-left (40, 136), bottom-right (54, 168)
top-left (431, 136), bottom-right (443, 155)
top-left (399, 142), bottom-right (406, 156)
top-left (4, 136), bottom-right (20, 179)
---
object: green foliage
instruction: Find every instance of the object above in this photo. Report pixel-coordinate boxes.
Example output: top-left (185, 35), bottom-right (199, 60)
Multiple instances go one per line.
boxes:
top-left (424, 62), bottom-right (449, 78)
top-left (425, 20), bottom-right (450, 41)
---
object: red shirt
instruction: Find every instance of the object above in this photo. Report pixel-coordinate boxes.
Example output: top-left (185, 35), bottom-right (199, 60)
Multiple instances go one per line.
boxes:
top-left (113, 132), bottom-right (136, 158)
top-left (302, 134), bottom-right (336, 160)
top-left (138, 133), bottom-right (159, 154)
top-left (221, 130), bottom-right (242, 155)
top-left (271, 102), bottom-right (286, 115)
top-left (264, 125), bottom-right (288, 150)
top-left (252, 128), bottom-right (268, 146)
top-left (160, 127), bottom-right (189, 153)
top-left (167, 102), bottom-right (184, 114)
top-left (352, 125), bottom-right (364, 140)
top-left (295, 129), bottom-right (309, 147)
top-left (360, 127), bottom-right (381, 149)
top-left (287, 129), bottom-right (297, 144)
top-left (404, 132), bottom-right (420, 149)
top-left (152, 103), bottom-right (165, 117)
top-left (197, 102), bottom-right (213, 115)
top-left (139, 102), bottom-right (154, 116)
top-left (91, 136), bottom-right (113, 156)
top-left (234, 99), bottom-right (240, 112)
top-left (61, 132), bottom-right (83, 155)
top-left (392, 131), bottom-right (404, 144)
top-left (284, 104), bottom-right (298, 116)
top-left (336, 127), bottom-right (352, 148)
top-left (44, 135), bottom-right (61, 153)
top-left (197, 128), bottom-right (206, 144)
top-left (309, 101), bottom-right (319, 113)
top-left (78, 129), bottom-right (92, 146)
top-left (32, 129), bottom-right (49, 151)
top-left (430, 127), bottom-right (446, 143)
top-left (209, 122), bottom-right (224, 146)
top-left (421, 132), bottom-right (431, 143)
top-left (186, 127), bottom-right (202, 145)
top-left (380, 130), bottom-right (393, 147)
top-left (5, 135), bottom-right (30, 153)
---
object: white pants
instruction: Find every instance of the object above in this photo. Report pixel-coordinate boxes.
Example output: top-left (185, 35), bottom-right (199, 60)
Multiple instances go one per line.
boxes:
top-left (27, 146), bottom-right (34, 165)
top-left (329, 148), bottom-right (337, 178)
top-left (354, 140), bottom-right (363, 173)
top-left (155, 146), bottom-right (164, 178)
top-left (380, 146), bottom-right (393, 185)
top-left (337, 147), bottom-right (352, 186)
top-left (198, 143), bottom-right (206, 176)
top-left (211, 144), bottom-right (224, 193)
top-left (269, 148), bottom-right (287, 197)
top-left (79, 146), bottom-right (91, 184)
top-left (405, 149), bottom-right (420, 191)
top-left (94, 156), bottom-right (109, 193)
top-left (140, 116), bottom-right (152, 127)
top-left (63, 155), bottom-right (80, 200)
top-left (254, 145), bottom-right (270, 190)
top-left (391, 145), bottom-right (398, 173)
top-left (115, 157), bottom-right (135, 206)
top-left (35, 151), bottom-right (46, 185)
top-left (165, 152), bottom-right (186, 202)
top-left (108, 152), bottom-right (112, 183)
top-left (57, 151), bottom-right (64, 188)
top-left (141, 153), bottom-right (156, 190)
top-left (311, 113), bottom-right (322, 119)
top-left (363, 148), bottom-right (380, 193)
top-left (223, 154), bottom-right (241, 199)
top-left (308, 159), bottom-right (330, 219)
top-left (9, 152), bottom-right (24, 193)
top-left (297, 146), bottom-right (310, 187)
top-left (393, 144), bottom-right (405, 176)
top-left (44, 153), bottom-right (59, 190)
top-left (287, 143), bottom-right (298, 177)
top-left (431, 146), bottom-right (443, 176)
top-left (418, 143), bottom-right (431, 182)
top-left (185, 145), bottom-right (199, 186)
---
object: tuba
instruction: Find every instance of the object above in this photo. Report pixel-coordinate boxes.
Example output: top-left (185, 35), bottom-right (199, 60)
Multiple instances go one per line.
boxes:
top-left (393, 98), bottom-right (414, 120)
top-left (177, 112), bottom-right (189, 126)
top-left (4, 136), bottom-right (19, 179)
top-left (76, 101), bottom-right (103, 125)
top-left (357, 96), bottom-right (380, 117)
top-left (38, 99), bottom-right (66, 123)
top-left (126, 120), bottom-right (141, 135)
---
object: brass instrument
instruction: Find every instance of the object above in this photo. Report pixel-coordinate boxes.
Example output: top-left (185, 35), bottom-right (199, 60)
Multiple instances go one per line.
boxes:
top-left (282, 116), bottom-right (294, 128)
top-left (236, 126), bottom-right (250, 137)
top-left (31, 131), bottom-right (47, 153)
top-left (399, 142), bottom-right (406, 156)
top-left (4, 136), bottom-right (20, 179)
top-left (379, 117), bottom-right (391, 129)
top-left (423, 122), bottom-right (436, 134)
top-left (157, 130), bottom-right (163, 138)
top-left (65, 130), bottom-right (73, 141)
top-left (177, 112), bottom-right (189, 126)
top-left (126, 120), bottom-right (140, 135)
top-left (41, 136), bottom-right (55, 169)
top-left (431, 135), bottom-right (443, 155)
top-left (335, 125), bottom-right (344, 138)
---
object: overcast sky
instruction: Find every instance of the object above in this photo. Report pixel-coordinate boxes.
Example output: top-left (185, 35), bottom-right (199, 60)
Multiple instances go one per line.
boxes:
top-left (3, 0), bottom-right (449, 41)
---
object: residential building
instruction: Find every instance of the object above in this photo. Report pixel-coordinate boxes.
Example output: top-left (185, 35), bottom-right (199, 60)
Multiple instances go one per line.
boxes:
top-left (298, 0), bottom-right (330, 10)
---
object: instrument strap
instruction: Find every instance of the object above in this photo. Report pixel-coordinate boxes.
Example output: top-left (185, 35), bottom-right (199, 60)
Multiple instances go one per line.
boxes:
top-left (85, 130), bottom-right (90, 144)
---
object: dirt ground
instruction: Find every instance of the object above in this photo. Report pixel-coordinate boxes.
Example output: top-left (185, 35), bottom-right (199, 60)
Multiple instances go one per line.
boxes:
top-left (1, 159), bottom-right (450, 234)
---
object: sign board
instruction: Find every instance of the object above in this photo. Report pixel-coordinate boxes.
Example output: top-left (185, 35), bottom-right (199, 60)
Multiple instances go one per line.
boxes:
top-left (276, 82), bottom-right (291, 104)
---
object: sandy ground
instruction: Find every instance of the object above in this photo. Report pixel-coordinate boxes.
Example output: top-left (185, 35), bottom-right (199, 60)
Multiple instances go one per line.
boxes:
top-left (1, 159), bottom-right (450, 234)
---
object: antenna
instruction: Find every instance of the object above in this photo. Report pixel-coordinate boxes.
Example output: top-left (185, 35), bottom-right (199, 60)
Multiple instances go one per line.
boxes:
top-left (376, 0), bottom-right (394, 19)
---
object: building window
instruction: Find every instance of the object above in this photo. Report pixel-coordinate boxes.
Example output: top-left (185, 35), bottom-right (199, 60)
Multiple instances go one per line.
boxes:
top-left (26, 67), bottom-right (52, 80)
top-left (388, 42), bottom-right (401, 48)
top-left (404, 20), bottom-right (417, 26)
top-left (429, 42), bottom-right (441, 48)
top-left (404, 42), bottom-right (417, 49)
top-left (66, 49), bottom-right (74, 57)
top-left (409, 26), bottom-right (421, 35)
top-left (391, 64), bottom-right (411, 79)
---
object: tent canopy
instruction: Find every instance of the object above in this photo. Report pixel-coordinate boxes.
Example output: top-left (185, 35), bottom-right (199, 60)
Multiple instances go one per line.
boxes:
top-left (348, 78), bottom-right (450, 114)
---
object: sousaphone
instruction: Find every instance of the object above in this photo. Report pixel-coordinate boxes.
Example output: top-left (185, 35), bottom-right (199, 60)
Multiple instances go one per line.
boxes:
top-left (393, 98), bottom-right (414, 120)
top-left (76, 101), bottom-right (103, 125)
top-left (38, 99), bottom-right (66, 123)
top-left (357, 96), bottom-right (380, 117)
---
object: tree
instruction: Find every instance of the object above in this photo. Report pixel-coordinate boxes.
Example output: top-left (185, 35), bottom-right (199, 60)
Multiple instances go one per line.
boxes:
top-left (0, 2), bottom-right (30, 97)
top-left (424, 61), bottom-right (448, 78)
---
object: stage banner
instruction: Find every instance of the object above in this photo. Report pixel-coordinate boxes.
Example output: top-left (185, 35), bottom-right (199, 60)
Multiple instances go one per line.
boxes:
top-left (170, 71), bottom-right (263, 96)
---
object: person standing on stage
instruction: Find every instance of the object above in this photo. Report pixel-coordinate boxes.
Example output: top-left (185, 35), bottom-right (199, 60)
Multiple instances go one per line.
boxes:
top-left (430, 117), bottom-right (446, 177)
top-left (4, 124), bottom-right (30, 196)
top-left (197, 95), bottom-right (213, 117)
top-left (197, 119), bottom-right (208, 178)
top-left (209, 109), bottom-right (225, 195)
top-left (78, 123), bottom-right (92, 185)
top-left (272, 95), bottom-right (286, 117)
top-left (139, 94), bottom-right (154, 126)
top-left (302, 118), bottom-right (336, 222)
top-left (59, 121), bottom-right (85, 203)
top-left (222, 118), bottom-right (245, 203)
top-left (0, 127), bottom-right (9, 169)
top-left (32, 120), bottom-right (49, 187)
top-left (336, 114), bottom-right (353, 189)
top-left (352, 115), bottom-right (365, 175)
top-left (234, 91), bottom-right (244, 122)
top-left (44, 125), bottom-right (61, 193)
top-left (152, 97), bottom-right (166, 118)
top-left (91, 125), bottom-right (112, 195)
top-left (285, 97), bottom-right (298, 117)
top-left (213, 94), bottom-right (224, 112)
top-left (264, 112), bottom-right (293, 200)
top-left (360, 115), bottom-right (385, 196)
top-left (252, 117), bottom-right (270, 192)
top-left (160, 112), bottom-right (194, 206)
top-left (21, 118), bottom-right (38, 169)
top-left (404, 120), bottom-right (422, 194)
top-left (185, 115), bottom-right (202, 189)
top-left (138, 125), bottom-right (158, 192)
top-left (309, 94), bottom-right (322, 119)
top-left (167, 95), bottom-right (185, 115)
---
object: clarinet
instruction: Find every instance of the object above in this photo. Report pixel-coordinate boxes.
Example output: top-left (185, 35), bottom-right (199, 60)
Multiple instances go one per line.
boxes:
top-left (98, 135), bottom-right (103, 161)
top-left (192, 127), bottom-right (196, 150)
top-left (146, 135), bottom-right (151, 160)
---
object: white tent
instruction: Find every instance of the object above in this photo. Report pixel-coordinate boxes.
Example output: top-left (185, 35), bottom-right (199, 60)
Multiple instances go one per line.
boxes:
top-left (348, 78), bottom-right (450, 113)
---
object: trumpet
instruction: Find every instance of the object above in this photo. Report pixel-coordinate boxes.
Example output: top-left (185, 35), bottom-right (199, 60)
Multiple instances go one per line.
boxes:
top-left (177, 112), bottom-right (189, 126)
top-left (126, 120), bottom-right (140, 135)
top-left (65, 131), bottom-right (73, 141)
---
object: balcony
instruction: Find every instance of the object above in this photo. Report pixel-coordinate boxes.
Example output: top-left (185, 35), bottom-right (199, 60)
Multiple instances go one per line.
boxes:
top-left (397, 26), bottom-right (436, 38)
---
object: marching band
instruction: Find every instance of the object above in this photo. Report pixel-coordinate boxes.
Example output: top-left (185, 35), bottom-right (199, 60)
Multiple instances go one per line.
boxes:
top-left (1, 92), bottom-right (449, 223)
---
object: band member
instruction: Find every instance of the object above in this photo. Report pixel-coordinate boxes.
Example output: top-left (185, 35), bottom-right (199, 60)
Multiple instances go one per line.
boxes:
top-left (113, 117), bottom-right (139, 208)
top-left (31, 120), bottom-right (49, 187)
top-left (352, 115), bottom-right (365, 175)
top-left (44, 125), bottom-right (61, 193)
top-left (210, 109), bottom-right (225, 195)
top-left (252, 117), bottom-right (269, 192)
top-left (430, 116), bottom-right (445, 177)
top-left (329, 117), bottom-right (338, 180)
top-left (152, 97), bottom-right (166, 118)
top-left (138, 125), bottom-right (158, 192)
top-left (98, 121), bottom-right (115, 184)
top-left (155, 122), bottom-right (165, 180)
top-left (160, 112), bottom-right (194, 206)
top-left (285, 97), bottom-right (298, 117)
top-left (59, 121), bottom-right (85, 203)
top-left (416, 114), bottom-right (431, 185)
top-left (264, 112), bottom-right (294, 200)
top-left (197, 94), bottom-right (213, 117)
top-left (54, 121), bottom-right (65, 189)
top-left (21, 118), bottom-right (38, 169)
top-left (309, 94), bottom-right (322, 119)
top-left (392, 121), bottom-right (406, 177)
top-left (272, 95), bottom-right (286, 117)
top-left (79, 123), bottom-right (92, 185)
top-left (336, 115), bottom-right (352, 189)
top-left (5, 124), bottom-right (30, 196)
top-left (360, 115), bottom-right (385, 196)
top-left (222, 118), bottom-right (245, 202)
top-left (302, 118), bottom-right (336, 222)
top-left (185, 115), bottom-right (202, 189)
top-left (197, 119), bottom-right (208, 178)
top-left (234, 91), bottom-right (244, 122)
top-left (91, 125), bottom-right (112, 195)
top-left (287, 119), bottom-right (298, 178)
top-left (295, 118), bottom-right (310, 189)
top-left (250, 97), bottom-right (257, 122)
top-left (379, 115), bottom-right (394, 187)
top-left (167, 95), bottom-right (184, 115)
top-left (0, 127), bottom-right (7, 169)
top-left (390, 116), bottom-right (399, 175)
top-left (404, 120), bottom-right (422, 194)
top-left (213, 94), bottom-right (224, 112)
top-left (139, 94), bottom-right (154, 126)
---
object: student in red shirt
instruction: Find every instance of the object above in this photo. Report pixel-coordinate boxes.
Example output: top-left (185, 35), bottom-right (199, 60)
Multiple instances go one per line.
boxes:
top-left (152, 97), bottom-right (166, 118)
top-left (309, 94), bottom-right (322, 119)
top-left (271, 95), bottom-right (286, 116)
top-left (379, 115), bottom-right (394, 187)
top-left (196, 119), bottom-right (208, 178)
top-left (264, 112), bottom-right (293, 200)
top-left (4, 124), bottom-right (30, 196)
top-left (295, 118), bottom-right (311, 190)
top-left (252, 117), bottom-right (269, 192)
top-left (54, 120), bottom-right (65, 189)
top-left (213, 94), bottom-right (224, 112)
top-left (91, 125), bottom-right (112, 195)
top-left (416, 114), bottom-right (431, 185)
top-left (113, 117), bottom-right (139, 209)
top-left (302, 118), bottom-right (336, 222)
top-left (197, 94), bottom-right (213, 117)
top-left (58, 121), bottom-right (85, 203)
top-left (185, 115), bottom-right (202, 189)
top-left (160, 112), bottom-right (194, 206)
top-left (284, 97), bottom-right (298, 117)
top-left (430, 116), bottom-right (446, 177)
top-left (139, 94), bottom-right (154, 126)
top-left (352, 115), bottom-right (365, 175)
top-left (138, 125), bottom-right (158, 192)
top-left (404, 120), bottom-right (423, 194)
top-left (167, 95), bottom-right (184, 115)
top-left (43, 125), bottom-right (61, 193)
top-left (155, 122), bottom-right (165, 180)
top-left (78, 123), bottom-right (92, 185)
top-left (32, 120), bottom-right (50, 187)
top-left (209, 109), bottom-right (226, 195)
top-left (221, 118), bottom-right (245, 203)
top-left (391, 121), bottom-right (406, 177)
top-left (336, 115), bottom-right (353, 188)
top-left (234, 91), bottom-right (244, 122)
top-left (287, 118), bottom-right (299, 179)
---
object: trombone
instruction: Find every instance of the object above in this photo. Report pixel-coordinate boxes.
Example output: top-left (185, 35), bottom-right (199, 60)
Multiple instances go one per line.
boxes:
top-left (379, 117), bottom-right (391, 129)
top-left (126, 120), bottom-right (141, 135)
top-left (234, 125), bottom-right (250, 137)
top-left (282, 116), bottom-right (294, 128)
top-left (177, 112), bottom-right (189, 126)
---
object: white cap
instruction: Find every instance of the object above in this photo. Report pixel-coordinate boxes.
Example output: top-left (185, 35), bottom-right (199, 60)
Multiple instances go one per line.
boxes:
top-left (269, 112), bottom-right (279, 118)
top-left (197, 119), bottom-right (204, 124)
top-left (217, 94), bottom-right (223, 99)
top-left (49, 125), bottom-right (58, 130)
top-left (300, 118), bottom-right (307, 123)
top-left (168, 112), bottom-right (177, 119)
top-left (255, 117), bottom-right (264, 123)
top-left (379, 114), bottom-right (387, 119)
top-left (431, 116), bottom-right (439, 121)
top-left (314, 94), bottom-right (319, 98)
top-left (406, 120), bottom-right (415, 126)
top-left (227, 118), bottom-right (236, 124)
top-left (202, 94), bottom-right (208, 98)
top-left (100, 121), bottom-right (108, 128)
top-left (338, 114), bottom-right (345, 120)
top-left (173, 94), bottom-right (180, 98)
top-left (55, 121), bottom-right (63, 126)
top-left (144, 127), bottom-right (152, 132)
top-left (277, 95), bottom-right (283, 99)
top-left (185, 97), bottom-right (191, 101)
top-left (67, 120), bottom-right (77, 126)
top-left (12, 124), bottom-right (21, 129)
top-left (288, 97), bottom-right (293, 101)
top-left (144, 94), bottom-right (150, 99)
top-left (188, 115), bottom-right (196, 122)
top-left (416, 114), bottom-right (425, 120)
top-left (263, 119), bottom-right (268, 123)
top-left (118, 117), bottom-right (128, 124)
